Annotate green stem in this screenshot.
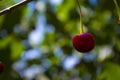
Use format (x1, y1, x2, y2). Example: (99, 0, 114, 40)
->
(113, 0, 120, 20)
(76, 0, 84, 34)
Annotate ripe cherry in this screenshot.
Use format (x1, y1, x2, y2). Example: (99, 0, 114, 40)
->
(72, 32, 95, 53)
(0, 61, 3, 74)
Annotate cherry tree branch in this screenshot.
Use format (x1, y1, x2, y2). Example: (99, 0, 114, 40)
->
(0, 0, 32, 16)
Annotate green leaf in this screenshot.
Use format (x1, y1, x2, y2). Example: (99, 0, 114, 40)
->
(0, 0, 15, 10)
(0, 35, 13, 49)
(57, 0, 76, 22)
(10, 40, 24, 60)
(98, 62, 120, 80)
(0, 0, 23, 11)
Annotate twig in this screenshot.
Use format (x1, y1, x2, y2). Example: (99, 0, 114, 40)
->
(0, 0, 32, 16)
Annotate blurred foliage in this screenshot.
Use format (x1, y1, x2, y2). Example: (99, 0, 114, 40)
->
(0, 0, 19, 10)
(0, 0, 120, 80)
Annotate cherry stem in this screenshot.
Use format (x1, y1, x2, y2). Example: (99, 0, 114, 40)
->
(76, 0, 84, 34)
(113, 0, 120, 20)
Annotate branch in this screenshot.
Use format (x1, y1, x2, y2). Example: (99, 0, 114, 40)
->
(0, 0, 33, 16)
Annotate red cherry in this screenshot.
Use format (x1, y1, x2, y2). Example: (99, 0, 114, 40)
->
(0, 61, 3, 74)
(72, 32, 95, 53)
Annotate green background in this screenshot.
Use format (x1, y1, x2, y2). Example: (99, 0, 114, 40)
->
(0, 0, 120, 80)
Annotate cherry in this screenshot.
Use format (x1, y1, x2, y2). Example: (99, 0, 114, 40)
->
(0, 61, 3, 74)
(72, 32, 95, 53)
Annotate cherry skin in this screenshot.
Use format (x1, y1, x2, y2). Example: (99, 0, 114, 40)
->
(72, 32, 95, 53)
(0, 61, 3, 74)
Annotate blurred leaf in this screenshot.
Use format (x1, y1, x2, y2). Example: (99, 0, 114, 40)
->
(0, 35, 13, 49)
(0, 6, 23, 32)
(57, 0, 76, 22)
(10, 40, 24, 60)
(0, 0, 9, 6)
(0, 0, 16, 10)
(98, 62, 120, 80)
(0, 0, 24, 10)
(0, 15, 5, 27)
